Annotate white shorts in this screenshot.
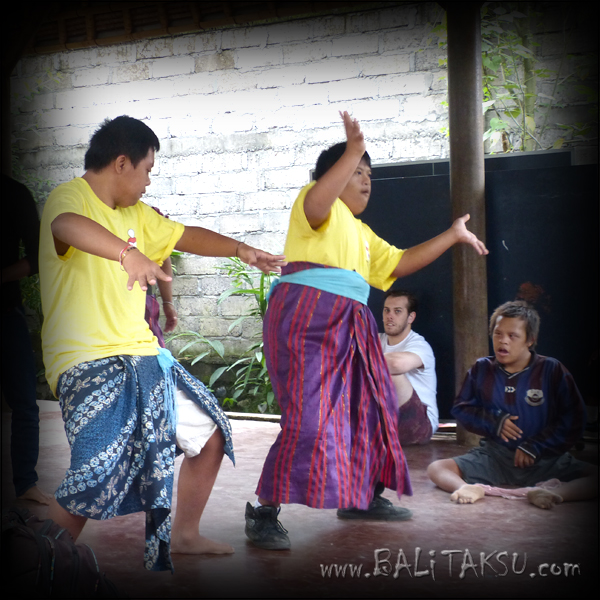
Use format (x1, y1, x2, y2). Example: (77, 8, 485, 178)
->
(175, 386, 218, 458)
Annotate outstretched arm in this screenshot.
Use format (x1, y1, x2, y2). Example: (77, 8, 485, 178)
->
(51, 212, 171, 291)
(52, 213, 286, 292)
(303, 111, 365, 228)
(393, 214, 488, 279)
(175, 227, 286, 275)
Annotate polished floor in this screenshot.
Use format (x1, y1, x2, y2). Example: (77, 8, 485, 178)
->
(2, 401, 598, 599)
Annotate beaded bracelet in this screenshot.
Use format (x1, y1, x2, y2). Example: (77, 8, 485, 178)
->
(119, 244, 138, 270)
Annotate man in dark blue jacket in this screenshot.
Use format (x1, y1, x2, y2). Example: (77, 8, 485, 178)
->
(427, 301, 597, 509)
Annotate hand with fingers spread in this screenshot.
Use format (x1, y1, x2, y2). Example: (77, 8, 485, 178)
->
(236, 243, 287, 275)
(340, 110, 365, 157)
(303, 111, 370, 229)
(392, 211, 489, 279)
(121, 247, 173, 291)
(451, 214, 489, 256)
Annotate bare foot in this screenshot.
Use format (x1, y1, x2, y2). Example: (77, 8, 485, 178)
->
(171, 533, 234, 555)
(527, 489, 563, 509)
(17, 486, 53, 505)
(450, 484, 485, 504)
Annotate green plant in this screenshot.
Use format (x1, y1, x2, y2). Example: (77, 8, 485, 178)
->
(167, 257, 279, 414)
(480, 4, 546, 151)
(167, 331, 225, 366)
(425, 2, 597, 152)
(216, 343, 276, 414)
(210, 257, 279, 414)
(169, 249, 183, 274)
(217, 257, 273, 320)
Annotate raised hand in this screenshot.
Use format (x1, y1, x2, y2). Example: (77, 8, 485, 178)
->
(451, 214, 489, 256)
(340, 110, 365, 157)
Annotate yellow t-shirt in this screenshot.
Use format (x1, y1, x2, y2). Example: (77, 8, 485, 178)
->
(283, 181, 404, 290)
(39, 177, 185, 394)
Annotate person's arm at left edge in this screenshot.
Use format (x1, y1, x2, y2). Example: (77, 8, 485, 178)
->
(175, 226, 286, 274)
(2, 258, 33, 283)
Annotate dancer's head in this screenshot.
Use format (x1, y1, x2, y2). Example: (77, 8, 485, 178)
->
(84, 115, 160, 172)
(313, 142, 372, 216)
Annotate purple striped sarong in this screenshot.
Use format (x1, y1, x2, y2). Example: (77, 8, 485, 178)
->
(257, 262, 412, 510)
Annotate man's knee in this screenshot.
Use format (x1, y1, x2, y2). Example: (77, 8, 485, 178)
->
(49, 498, 87, 540)
(393, 374, 414, 406)
(398, 390, 432, 444)
(427, 458, 462, 480)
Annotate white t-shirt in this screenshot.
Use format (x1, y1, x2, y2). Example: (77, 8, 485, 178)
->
(379, 330, 439, 432)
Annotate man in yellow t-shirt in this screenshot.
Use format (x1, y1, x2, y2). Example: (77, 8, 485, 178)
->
(40, 115, 285, 571)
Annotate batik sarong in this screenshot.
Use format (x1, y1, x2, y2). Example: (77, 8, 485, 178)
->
(56, 354, 233, 571)
(257, 262, 412, 510)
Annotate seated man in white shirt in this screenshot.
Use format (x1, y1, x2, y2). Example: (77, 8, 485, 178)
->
(380, 289, 439, 444)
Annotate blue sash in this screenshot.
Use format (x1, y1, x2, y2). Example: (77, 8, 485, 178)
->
(268, 267, 370, 305)
(156, 347, 177, 435)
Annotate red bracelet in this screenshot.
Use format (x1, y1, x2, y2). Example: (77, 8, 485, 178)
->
(119, 244, 129, 267)
(119, 244, 137, 270)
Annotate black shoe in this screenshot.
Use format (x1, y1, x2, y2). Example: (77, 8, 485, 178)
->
(337, 484, 413, 521)
(245, 502, 291, 550)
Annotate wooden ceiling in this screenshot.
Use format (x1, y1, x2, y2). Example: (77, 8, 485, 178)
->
(24, 1, 406, 54)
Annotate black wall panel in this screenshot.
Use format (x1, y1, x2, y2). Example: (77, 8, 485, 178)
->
(361, 152, 598, 418)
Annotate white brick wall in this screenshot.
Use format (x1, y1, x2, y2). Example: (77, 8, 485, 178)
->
(10, 2, 596, 365)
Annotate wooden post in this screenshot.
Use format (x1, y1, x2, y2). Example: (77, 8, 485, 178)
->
(446, 3, 488, 446)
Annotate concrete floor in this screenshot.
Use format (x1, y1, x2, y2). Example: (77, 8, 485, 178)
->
(2, 401, 598, 599)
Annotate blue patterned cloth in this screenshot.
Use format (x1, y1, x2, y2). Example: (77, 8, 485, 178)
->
(56, 354, 234, 571)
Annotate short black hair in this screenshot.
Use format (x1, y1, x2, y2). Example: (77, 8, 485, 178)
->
(383, 289, 418, 314)
(489, 300, 540, 349)
(84, 115, 160, 171)
(313, 142, 371, 180)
